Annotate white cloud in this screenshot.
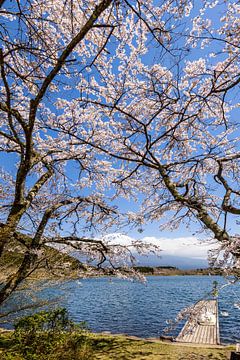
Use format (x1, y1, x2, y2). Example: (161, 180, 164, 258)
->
(143, 236, 217, 260)
(103, 233, 218, 260)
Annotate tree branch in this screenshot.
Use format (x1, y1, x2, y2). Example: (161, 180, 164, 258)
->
(29, 0, 114, 128)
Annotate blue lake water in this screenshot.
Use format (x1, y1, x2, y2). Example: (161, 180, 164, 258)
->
(3, 275, 240, 343)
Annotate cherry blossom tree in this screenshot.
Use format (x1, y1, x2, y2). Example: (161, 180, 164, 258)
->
(0, 0, 239, 307)
(0, 0, 168, 305)
(69, 1, 240, 270)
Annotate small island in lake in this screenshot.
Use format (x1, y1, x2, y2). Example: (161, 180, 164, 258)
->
(131, 266, 224, 276)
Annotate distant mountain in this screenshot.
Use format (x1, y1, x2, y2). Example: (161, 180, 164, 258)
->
(134, 254, 209, 270)
(71, 251, 209, 270)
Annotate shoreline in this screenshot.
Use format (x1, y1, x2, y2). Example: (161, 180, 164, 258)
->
(0, 327, 234, 347)
(0, 267, 224, 285)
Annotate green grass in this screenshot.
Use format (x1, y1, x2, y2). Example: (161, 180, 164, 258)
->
(0, 331, 234, 360)
(86, 334, 233, 360)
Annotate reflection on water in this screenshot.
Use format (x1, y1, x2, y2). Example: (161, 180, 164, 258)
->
(2, 275, 240, 343)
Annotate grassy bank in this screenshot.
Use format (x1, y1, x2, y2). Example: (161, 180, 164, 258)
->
(0, 238, 85, 283)
(0, 330, 234, 360)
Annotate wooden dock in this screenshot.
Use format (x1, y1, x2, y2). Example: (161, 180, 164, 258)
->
(176, 300, 220, 345)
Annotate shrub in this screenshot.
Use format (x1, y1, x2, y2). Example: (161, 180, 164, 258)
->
(1, 308, 93, 360)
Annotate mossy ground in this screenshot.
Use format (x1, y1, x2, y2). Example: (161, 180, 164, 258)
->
(0, 331, 234, 360)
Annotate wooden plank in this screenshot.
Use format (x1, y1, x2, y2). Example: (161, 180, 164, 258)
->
(205, 325, 211, 344)
(211, 325, 215, 344)
(176, 299, 219, 345)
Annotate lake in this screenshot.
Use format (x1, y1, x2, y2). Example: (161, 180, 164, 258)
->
(3, 275, 240, 343)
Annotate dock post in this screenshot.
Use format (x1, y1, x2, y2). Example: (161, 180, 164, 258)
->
(230, 352, 240, 360)
(230, 345, 240, 360)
